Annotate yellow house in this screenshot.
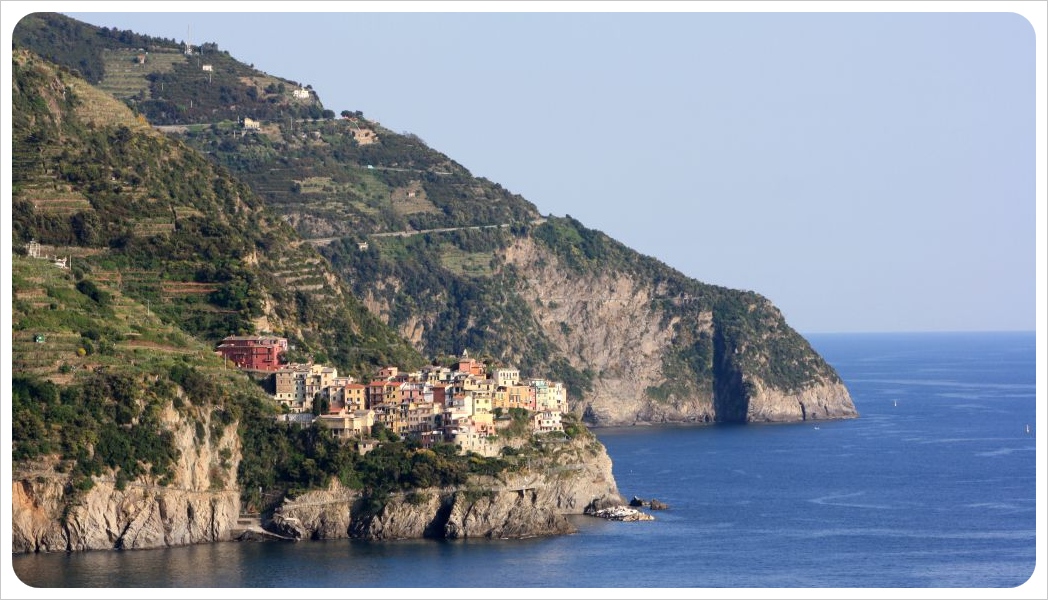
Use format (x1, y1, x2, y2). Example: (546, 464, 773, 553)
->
(471, 392, 493, 415)
(493, 383, 534, 412)
(317, 409, 375, 441)
(335, 383, 367, 412)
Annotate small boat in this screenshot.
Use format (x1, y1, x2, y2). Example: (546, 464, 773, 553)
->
(893, 399, 898, 407)
(1026, 424, 1031, 435)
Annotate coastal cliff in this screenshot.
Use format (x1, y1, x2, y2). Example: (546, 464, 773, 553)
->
(497, 235, 858, 426)
(344, 233, 859, 428)
(269, 434, 624, 541)
(744, 380, 856, 423)
(11, 16, 858, 557)
(11, 402, 241, 553)
(13, 420, 625, 551)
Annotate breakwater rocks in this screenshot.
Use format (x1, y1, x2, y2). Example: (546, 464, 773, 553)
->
(586, 505, 655, 522)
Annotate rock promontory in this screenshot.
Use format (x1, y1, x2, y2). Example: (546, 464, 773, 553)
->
(270, 435, 625, 541)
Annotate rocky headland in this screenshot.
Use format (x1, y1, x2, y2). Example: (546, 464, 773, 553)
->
(12, 427, 625, 552)
(268, 436, 625, 542)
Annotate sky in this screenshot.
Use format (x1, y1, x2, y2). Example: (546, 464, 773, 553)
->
(4, 2, 1045, 336)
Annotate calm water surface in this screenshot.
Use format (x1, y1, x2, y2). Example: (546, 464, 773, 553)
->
(8, 332, 1041, 592)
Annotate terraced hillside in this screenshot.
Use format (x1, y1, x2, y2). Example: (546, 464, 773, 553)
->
(13, 14, 858, 428)
(13, 13, 327, 125)
(11, 48, 422, 379)
(9, 38, 637, 551)
(12, 255, 210, 383)
(97, 47, 186, 100)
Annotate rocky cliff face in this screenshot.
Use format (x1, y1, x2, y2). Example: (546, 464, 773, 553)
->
(11, 402, 241, 553)
(744, 379, 857, 422)
(501, 237, 689, 425)
(268, 434, 624, 541)
(346, 486, 579, 541)
(499, 237, 858, 426)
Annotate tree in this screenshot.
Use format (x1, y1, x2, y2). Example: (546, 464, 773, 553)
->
(340, 110, 352, 119)
(312, 392, 329, 416)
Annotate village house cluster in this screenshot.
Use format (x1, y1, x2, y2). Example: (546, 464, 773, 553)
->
(216, 336, 567, 456)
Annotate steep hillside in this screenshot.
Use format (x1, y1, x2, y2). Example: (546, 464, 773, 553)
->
(12, 13, 858, 427)
(13, 12, 329, 124)
(11, 47, 421, 378)
(11, 251, 260, 552)
(321, 217, 856, 425)
(10, 50, 630, 551)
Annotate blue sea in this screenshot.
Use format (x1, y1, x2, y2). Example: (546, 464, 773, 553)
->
(7, 332, 1043, 596)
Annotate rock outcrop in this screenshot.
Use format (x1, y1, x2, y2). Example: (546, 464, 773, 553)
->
(269, 434, 625, 541)
(268, 482, 357, 540)
(586, 505, 655, 522)
(351, 487, 577, 540)
(11, 402, 241, 553)
(745, 379, 857, 422)
(500, 236, 859, 426)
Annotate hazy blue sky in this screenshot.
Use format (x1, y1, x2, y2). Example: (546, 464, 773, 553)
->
(11, 3, 1046, 334)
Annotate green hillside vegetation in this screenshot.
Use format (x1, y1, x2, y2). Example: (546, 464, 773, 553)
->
(12, 48, 420, 378)
(15, 11, 837, 404)
(186, 115, 541, 238)
(11, 256, 523, 512)
(12, 253, 273, 499)
(14, 11, 843, 424)
(13, 12, 328, 125)
(10, 50, 556, 514)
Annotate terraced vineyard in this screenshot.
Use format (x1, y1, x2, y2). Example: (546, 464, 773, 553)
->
(16, 183, 93, 216)
(71, 74, 151, 129)
(11, 255, 220, 385)
(98, 47, 186, 100)
(271, 255, 331, 294)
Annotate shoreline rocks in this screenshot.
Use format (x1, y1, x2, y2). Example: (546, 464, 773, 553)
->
(586, 505, 655, 522)
(628, 496, 670, 510)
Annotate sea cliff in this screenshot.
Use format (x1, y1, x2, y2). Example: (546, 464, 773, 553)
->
(12, 403, 241, 553)
(269, 435, 624, 541)
(12, 426, 625, 552)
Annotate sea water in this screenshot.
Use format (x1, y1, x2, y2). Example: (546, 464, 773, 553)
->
(7, 332, 1039, 591)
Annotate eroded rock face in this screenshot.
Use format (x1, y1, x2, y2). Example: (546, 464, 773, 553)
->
(272, 435, 625, 542)
(11, 401, 241, 554)
(501, 238, 683, 426)
(500, 237, 859, 426)
(443, 489, 576, 539)
(269, 482, 357, 541)
(746, 379, 858, 423)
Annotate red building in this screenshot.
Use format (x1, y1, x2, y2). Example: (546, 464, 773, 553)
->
(457, 350, 485, 377)
(215, 336, 288, 371)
